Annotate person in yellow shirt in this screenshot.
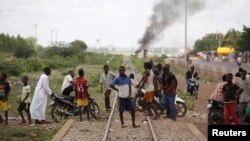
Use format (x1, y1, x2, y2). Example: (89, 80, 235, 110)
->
(0, 73, 11, 125)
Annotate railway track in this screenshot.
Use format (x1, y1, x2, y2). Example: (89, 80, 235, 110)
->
(102, 56, 158, 141)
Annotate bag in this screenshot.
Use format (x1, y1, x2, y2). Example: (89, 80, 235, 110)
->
(0, 93, 5, 100)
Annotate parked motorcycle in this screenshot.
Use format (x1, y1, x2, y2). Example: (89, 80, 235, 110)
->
(133, 87, 187, 117)
(207, 99, 239, 125)
(50, 93, 100, 122)
(187, 78, 199, 100)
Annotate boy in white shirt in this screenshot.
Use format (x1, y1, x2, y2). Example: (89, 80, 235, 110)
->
(18, 76, 32, 124)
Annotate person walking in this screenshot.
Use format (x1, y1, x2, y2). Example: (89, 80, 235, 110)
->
(0, 73, 11, 125)
(30, 67, 54, 124)
(18, 76, 32, 125)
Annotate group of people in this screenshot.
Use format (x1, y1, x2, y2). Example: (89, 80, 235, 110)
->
(0, 72, 34, 125)
(0, 66, 92, 126)
(210, 67, 250, 125)
(99, 60, 179, 128)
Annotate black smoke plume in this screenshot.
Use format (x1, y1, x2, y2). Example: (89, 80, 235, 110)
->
(135, 0, 205, 54)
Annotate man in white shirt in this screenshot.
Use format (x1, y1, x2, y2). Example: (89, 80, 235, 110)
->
(30, 67, 54, 124)
(61, 70, 74, 94)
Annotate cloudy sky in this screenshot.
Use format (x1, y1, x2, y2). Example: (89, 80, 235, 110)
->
(0, 0, 249, 49)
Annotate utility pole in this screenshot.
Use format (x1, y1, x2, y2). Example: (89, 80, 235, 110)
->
(33, 24, 38, 39)
(55, 31, 58, 43)
(185, 0, 187, 50)
(50, 30, 54, 46)
(33, 24, 38, 51)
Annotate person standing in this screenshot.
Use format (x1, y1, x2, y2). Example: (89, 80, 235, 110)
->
(236, 55, 242, 67)
(0, 73, 11, 125)
(129, 73, 138, 99)
(100, 64, 115, 111)
(18, 76, 32, 125)
(210, 74, 227, 102)
(110, 66, 139, 128)
(137, 62, 160, 119)
(161, 65, 178, 121)
(30, 67, 54, 124)
(73, 69, 89, 121)
(222, 73, 243, 125)
(61, 70, 74, 95)
(238, 70, 250, 124)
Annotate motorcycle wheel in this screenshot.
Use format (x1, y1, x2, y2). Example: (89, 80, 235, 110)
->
(89, 101, 100, 119)
(132, 94, 145, 112)
(51, 102, 67, 122)
(208, 109, 224, 125)
(176, 101, 187, 117)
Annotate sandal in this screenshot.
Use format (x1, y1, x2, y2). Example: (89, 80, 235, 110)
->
(132, 123, 140, 128)
(152, 115, 160, 120)
(121, 124, 128, 128)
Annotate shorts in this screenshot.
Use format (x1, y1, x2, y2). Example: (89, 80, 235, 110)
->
(118, 97, 134, 112)
(0, 100, 9, 112)
(18, 102, 30, 113)
(77, 98, 88, 107)
(144, 92, 154, 103)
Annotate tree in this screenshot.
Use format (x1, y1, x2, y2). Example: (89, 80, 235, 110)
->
(238, 25, 250, 52)
(70, 40, 87, 51)
(221, 28, 242, 49)
(14, 46, 35, 58)
(193, 33, 221, 52)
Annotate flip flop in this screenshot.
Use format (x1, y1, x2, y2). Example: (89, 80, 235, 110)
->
(121, 124, 128, 128)
(133, 123, 140, 128)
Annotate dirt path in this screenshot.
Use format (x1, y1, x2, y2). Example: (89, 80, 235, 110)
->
(174, 73, 216, 138)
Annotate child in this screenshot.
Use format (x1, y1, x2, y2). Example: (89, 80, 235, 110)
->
(0, 73, 11, 125)
(18, 76, 32, 124)
(73, 69, 89, 121)
(110, 66, 139, 128)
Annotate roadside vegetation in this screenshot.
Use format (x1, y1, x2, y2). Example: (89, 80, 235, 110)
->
(0, 33, 123, 141)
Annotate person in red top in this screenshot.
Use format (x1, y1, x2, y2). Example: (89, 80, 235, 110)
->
(160, 64, 178, 121)
(73, 68, 89, 121)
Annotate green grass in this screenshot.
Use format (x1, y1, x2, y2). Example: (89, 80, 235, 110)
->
(176, 89, 195, 110)
(0, 122, 64, 141)
(1, 54, 123, 141)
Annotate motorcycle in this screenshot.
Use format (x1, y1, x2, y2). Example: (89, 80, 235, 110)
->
(50, 93, 100, 122)
(187, 78, 199, 100)
(133, 87, 187, 118)
(207, 99, 239, 125)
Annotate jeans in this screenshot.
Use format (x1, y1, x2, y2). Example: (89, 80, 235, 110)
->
(161, 94, 176, 120)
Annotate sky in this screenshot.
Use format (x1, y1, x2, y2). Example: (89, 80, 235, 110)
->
(0, 0, 249, 50)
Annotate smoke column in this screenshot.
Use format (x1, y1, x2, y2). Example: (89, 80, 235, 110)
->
(135, 0, 205, 54)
